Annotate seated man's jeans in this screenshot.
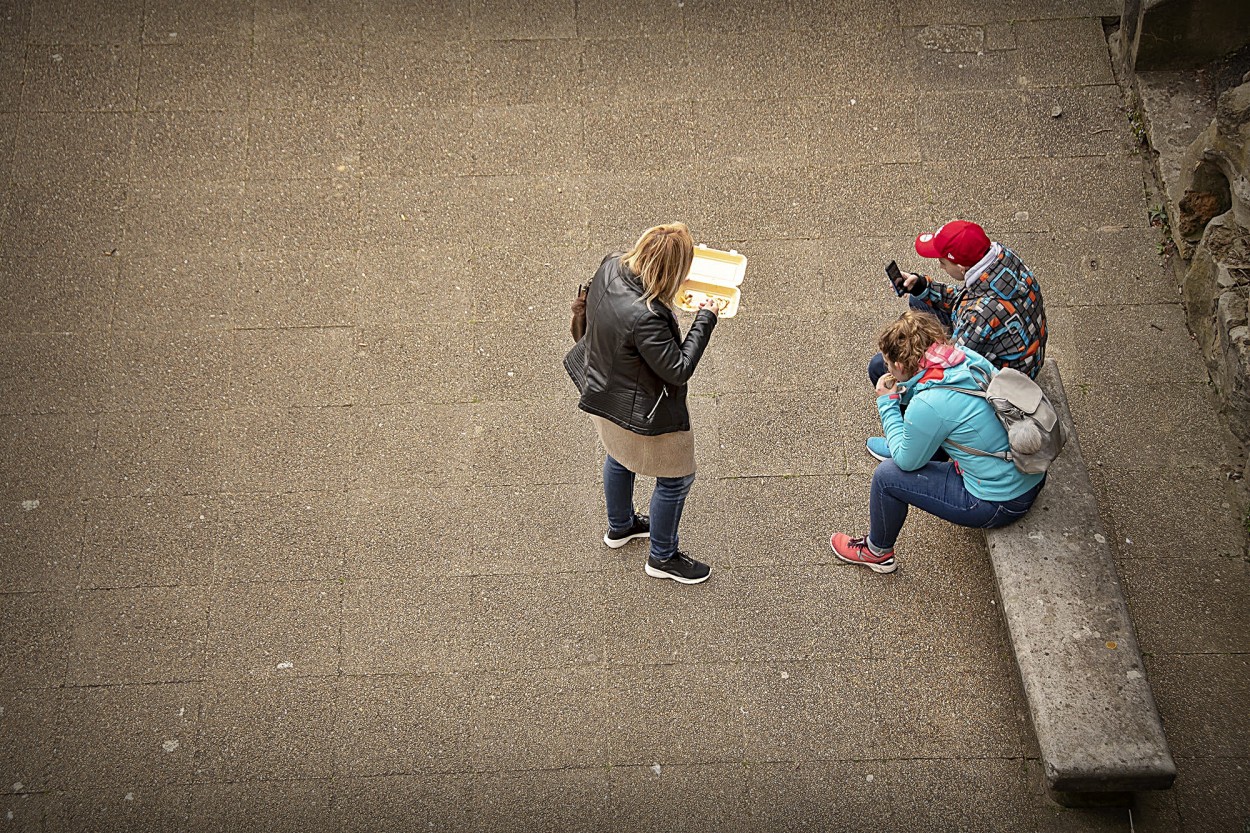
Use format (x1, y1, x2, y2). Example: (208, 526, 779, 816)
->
(604, 455, 695, 562)
(868, 460, 1044, 551)
(868, 295, 954, 386)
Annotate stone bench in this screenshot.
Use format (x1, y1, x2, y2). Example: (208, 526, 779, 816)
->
(983, 359, 1177, 807)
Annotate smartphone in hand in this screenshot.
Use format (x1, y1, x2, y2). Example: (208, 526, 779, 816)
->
(885, 261, 907, 297)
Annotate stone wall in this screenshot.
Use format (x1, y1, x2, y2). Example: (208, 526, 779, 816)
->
(1175, 79, 1250, 462)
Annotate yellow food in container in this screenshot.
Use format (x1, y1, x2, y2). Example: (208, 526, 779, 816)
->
(675, 245, 748, 318)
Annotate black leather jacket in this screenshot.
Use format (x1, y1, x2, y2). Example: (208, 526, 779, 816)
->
(578, 254, 717, 436)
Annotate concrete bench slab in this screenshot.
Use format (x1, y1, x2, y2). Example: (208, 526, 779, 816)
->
(984, 359, 1177, 806)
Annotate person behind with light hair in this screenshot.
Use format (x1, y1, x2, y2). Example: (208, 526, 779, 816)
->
(577, 222, 725, 585)
(830, 310, 1047, 574)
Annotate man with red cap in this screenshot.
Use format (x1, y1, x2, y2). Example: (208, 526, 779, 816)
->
(865, 219, 1047, 461)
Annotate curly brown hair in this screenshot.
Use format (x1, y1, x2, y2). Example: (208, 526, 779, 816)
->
(877, 309, 950, 379)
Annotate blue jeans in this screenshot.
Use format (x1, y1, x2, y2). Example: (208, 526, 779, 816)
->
(603, 455, 695, 562)
(868, 295, 953, 386)
(868, 460, 1044, 551)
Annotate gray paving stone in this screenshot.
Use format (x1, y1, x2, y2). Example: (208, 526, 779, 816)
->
(1068, 381, 1234, 471)
(0, 413, 97, 498)
(472, 104, 584, 177)
(1122, 557, 1250, 655)
(716, 390, 847, 477)
(473, 667, 607, 770)
(471, 767, 608, 833)
(602, 664, 745, 766)
(895, 652, 1031, 758)
(216, 492, 346, 583)
(248, 105, 361, 180)
(467, 399, 599, 487)
(13, 111, 133, 183)
(340, 576, 473, 674)
(254, 0, 363, 43)
(471, 38, 581, 106)
(1012, 227, 1179, 307)
(902, 32, 1021, 93)
(80, 495, 215, 589)
(1089, 464, 1246, 558)
(124, 180, 242, 257)
(1169, 756, 1250, 833)
(250, 41, 362, 110)
(1150, 653, 1250, 759)
(0, 688, 62, 792)
(219, 406, 353, 493)
(138, 42, 252, 112)
(354, 244, 471, 325)
(187, 779, 333, 833)
(21, 44, 139, 113)
(1064, 303, 1209, 385)
(709, 313, 844, 394)
(359, 103, 473, 177)
(574, 0, 681, 37)
(472, 573, 606, 671)
(472, 242, 595, 322)
(54, 682, 199, 786)
(924, 156, 1147, 235)
(336, 671, 476, 776)
(241, 178, 361, 252)
(352, 402, 472, 488)
(197, 678, 336, 781)
(360, 0, 470, 43)
(1, 180, 126, 258)
(683, 0, 795, 34)
(362, 40, 472, 107)
(0, 792, 53, 831)
(67, 586, 208, 686)
(585, 102, 697, 176)
(102, 329, 231, 411)
(806, 93, 923, 167)
(743, 760, 898, 832)
(350, 322, 475, 405)
(114, 253, 237, 330)
(141, 0, 253, 44)
(206, 580, 341, 680)
(229, 327, 354, 408)
(343, 486, 476, 579)
(235, 249, 357, 328)
(606, 763, 747, 833)
(471, 483, 605, 575)
(27, 0, 142, 44)
(0, 254, 117, 334)
(0, 496, 81, 593)
(0, 3, 30, 42)
(581, 37, 688, 104)
(0, 332, 111, 414)
(1014, 18, 1115, 88)
(470, 0, 575, 40)
(132, 111, 248, 182)
(336, 774, 473, 833)
(44, 785, 192, 833)
(90, 410, 222, 497)
(473, 316, 577, 401)
(739, 658, 903, 761)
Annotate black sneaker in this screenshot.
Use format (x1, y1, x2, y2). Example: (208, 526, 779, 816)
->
(604, 514, 650, 549)
(644, 551, 711, 585)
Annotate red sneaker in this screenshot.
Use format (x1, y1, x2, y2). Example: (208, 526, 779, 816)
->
(830, 533, 898, 574)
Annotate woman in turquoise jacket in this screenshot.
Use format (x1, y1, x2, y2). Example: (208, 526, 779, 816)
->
(831, 310, 1046, 574)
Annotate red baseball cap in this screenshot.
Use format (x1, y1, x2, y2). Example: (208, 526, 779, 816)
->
(914, 220, 991, 267)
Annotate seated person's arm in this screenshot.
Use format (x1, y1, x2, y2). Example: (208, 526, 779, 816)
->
(878, 396, 949, 471)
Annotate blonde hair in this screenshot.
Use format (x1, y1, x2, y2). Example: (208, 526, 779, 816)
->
(622, 222, 694, 310)
(877, 310, 950, 379)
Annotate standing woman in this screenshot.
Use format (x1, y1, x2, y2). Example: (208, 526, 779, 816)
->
(578, 222, 723, 585)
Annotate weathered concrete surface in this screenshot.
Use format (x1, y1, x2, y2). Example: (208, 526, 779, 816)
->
(0, 1, 1248, 831)
(985, 360, 1175, 802)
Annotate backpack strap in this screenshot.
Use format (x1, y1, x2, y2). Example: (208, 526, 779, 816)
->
(922, 364, 1010, 461)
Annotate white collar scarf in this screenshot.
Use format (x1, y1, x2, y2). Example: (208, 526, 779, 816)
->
(965, 242, 1002, 287)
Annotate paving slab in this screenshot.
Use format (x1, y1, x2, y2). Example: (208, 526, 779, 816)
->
(141, 0, 254, 45)
(0, 687, 62, 792)
(103, 329, 231, 411)
(13, 111, 134, 183)
(67, 586, 208, 685)
(336, 773, 473, 833)
(1, 180, 126, 258)
(187, 779, 333, 833)
(0, 496, 82, 593)
(216, 492, 345, 583)
(44, 786, 191, 833)
(21, 44, 140, 113)
(340, 576, 473, 674)
(81, 495, 215, 589)
(473, 666, 607, 770)
(206, 580, 341, 679)
(218, 406, 352, 493)
(605, 763, 748, 833)
(235, 249, 357, 328)
(114, 253, 236, 330)
(132, 110, 248, 183)
(0, 413, 97, 498)
(137, 42, 252, 112)
(90, 410, 222, 497)
(1147, 653, 1250, 759)
(54, 682, 199, 786)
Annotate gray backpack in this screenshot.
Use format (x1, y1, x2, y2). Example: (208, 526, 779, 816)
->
(941, 364, 1067, 474)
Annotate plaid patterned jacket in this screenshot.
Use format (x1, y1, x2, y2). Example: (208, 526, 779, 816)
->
(918, 246, 1047, 379)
